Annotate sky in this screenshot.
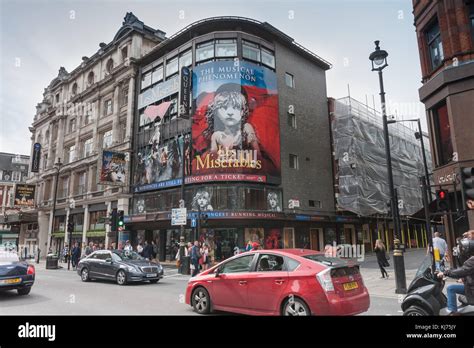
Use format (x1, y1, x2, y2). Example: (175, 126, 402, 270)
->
(0, 0, 426, 155)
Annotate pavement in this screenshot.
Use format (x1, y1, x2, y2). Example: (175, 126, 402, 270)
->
(0, 248, 438, 316)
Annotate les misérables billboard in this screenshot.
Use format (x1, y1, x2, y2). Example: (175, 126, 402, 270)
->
(191, 60, 280, 184)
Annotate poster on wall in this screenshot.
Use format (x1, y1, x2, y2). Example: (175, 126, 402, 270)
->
(99, 150, 127, 186)
(191, 60, 281, 184)
(14, 184, 36, 207)
(134, 134, 191, 190)
(264, 228, 283, 249)
(244, 228, 264, 248)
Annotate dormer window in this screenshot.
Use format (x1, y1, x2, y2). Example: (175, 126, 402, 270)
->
(106, 59, 114, 74)
(121, 47, 128, 61)
(87, 71, 95, 85)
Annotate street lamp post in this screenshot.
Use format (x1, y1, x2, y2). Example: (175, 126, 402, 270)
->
(369, 40, 406, 294)
(48, 158, 62, 254)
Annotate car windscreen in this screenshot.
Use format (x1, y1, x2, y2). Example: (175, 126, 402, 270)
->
(114, 251, 144, 261)
(0, 251, 20, 263)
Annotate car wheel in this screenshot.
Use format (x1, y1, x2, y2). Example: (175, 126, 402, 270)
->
(81, 268, 90, 282)
(149, 279, 159, 284)
(403, 305, 430, 316)
(192, 287, 211, 314)
(17, 287, 31, 296)
(282, 297, 311, 316)
(116, 270, 127, 285)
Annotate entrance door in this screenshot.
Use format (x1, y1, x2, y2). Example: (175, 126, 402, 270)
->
(310, 229, 321, 251)
(283, 228, 295, 249)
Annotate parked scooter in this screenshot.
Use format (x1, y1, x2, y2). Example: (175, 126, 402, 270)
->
(402, 238, 474, 316)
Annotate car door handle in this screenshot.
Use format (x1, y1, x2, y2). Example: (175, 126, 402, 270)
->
(274, 279, 285, 285)
(239, 280, 247, 285)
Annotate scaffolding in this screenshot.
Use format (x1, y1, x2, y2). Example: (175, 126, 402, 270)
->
(332, 97, 432, 217)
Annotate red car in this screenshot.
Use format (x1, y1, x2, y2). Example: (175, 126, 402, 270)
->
(185, 249, 369, 316)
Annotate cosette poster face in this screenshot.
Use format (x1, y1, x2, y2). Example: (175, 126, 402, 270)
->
(191, 60, 281, 183)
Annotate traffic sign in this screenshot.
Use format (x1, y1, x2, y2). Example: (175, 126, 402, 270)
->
(191, 218, 196, 228)
(171, 208, 187, 226)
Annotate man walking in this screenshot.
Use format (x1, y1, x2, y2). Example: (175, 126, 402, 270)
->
(432, 232, 448, 271)
(71, 242, 81, 270)
(190, 241, 201, 277)
(85, 242, 93, 257)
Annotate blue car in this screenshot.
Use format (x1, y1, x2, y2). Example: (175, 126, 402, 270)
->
(0, 250, 35, 295)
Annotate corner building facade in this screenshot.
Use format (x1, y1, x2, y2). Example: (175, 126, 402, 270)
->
(129, 17, 338, 262)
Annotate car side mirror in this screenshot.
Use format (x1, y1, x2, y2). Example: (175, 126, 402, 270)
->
(105, 258, 112, 263)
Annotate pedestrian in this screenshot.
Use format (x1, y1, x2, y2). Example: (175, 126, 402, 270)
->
(85, 242, 93, 257)
(143, 241, 153, 260)
(124, 240, 132, 252)
(137, 242, 144, 256)
(190, 241, 201, 277)
(71, 242, 81, 270)
(200, 243, 210, 271)
(374, 239, 390, 279)
(429, 232, 448, 271)
(98, 243, 104, 250)
(92, 244, 98, 252)
(152, 240, 158, 260)
(62, 244, 69, 263)
(251, 241, 260, 251)
(245, 240, 253, 252)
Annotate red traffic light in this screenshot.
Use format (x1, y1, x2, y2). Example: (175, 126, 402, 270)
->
(438, 190, 446, 200)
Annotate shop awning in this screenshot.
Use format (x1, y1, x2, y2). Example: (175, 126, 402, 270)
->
(86, 230, 106, 237)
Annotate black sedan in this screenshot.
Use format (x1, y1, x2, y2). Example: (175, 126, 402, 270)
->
(0, 250, 35, 295)
(77, 249, 164, 285)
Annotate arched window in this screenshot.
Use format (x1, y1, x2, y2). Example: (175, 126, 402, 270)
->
(45, 130, 50, 143)
(106, 59, 114, 74)
(71, 83, 78, 96)
(87, 71, 95, 85)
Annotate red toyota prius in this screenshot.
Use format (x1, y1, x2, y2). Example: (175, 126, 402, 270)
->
(185, 249, 369, 316)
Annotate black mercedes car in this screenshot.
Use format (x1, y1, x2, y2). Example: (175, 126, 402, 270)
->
(77, 249, 164, 285)
(0, 249, 35, 295)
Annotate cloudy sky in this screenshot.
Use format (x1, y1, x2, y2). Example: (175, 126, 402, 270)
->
(0, 0, 425, 155)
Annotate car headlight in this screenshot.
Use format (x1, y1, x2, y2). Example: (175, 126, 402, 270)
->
(127, 265, 139, 272)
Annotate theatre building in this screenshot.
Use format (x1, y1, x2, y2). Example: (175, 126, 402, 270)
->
(128, 17, 339, 262)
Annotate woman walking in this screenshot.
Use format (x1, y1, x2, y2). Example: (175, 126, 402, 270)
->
(374, 239, 390, 279)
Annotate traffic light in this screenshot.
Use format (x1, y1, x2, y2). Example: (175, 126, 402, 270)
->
(460, 167, 474, 210)
(117, 210, 124, 230)
(67, 220, 74, 233)
(436, 189, 450, 212)
(110, 209, 118, 232)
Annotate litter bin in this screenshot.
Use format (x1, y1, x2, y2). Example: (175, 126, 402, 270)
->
(179, 255, 190, 275)
(46, 255, 59, 269)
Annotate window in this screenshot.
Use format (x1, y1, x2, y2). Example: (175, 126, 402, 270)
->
(141, 71, 152, 89)
(215, 39, 237, 57)
(288, 113, 296, 128)
(470, 4, 474, 45)
(71, 83, 78, 96)
(77, 172, 86, 195)
(55, 93, 60, 103)
(84, 110, 92, 125)
(242, 40, 260, 62)
(432, 102, 453, 166)
(256, 254, 285, 272)
(121, 46, 128, 61)
(309, 200, 321, 208)
(121, 87, 129, 106)
(196, 41, 214, 62)
(244, 188, 266, 210)
(426, 20, 444, 70)
(285, 73, 294, 88)
(83, 138, 93, 157)
(106, 59, 114, 74)
(289, 154, 299, 169)
(89, 210, 106, 231)
(165, 57, 179, 77)
(43, 154, 48, 170)
(69, 119, 76, 133)
(220, 255, 254, 274)
(286, 258, 300, 272)
(169, 98, 178, 116)
(104, 99, 113, 116)
(151, 66, 163, 84)
(11, 171, 21, 182)
(261, 47, 275, 68)
(102, 130, 113, 149)
(87, 71, 95, 85)
(45, 130, 49, 142)
(59, 177, 69, 198)
(179, 50, 192, 68)
(67, 145, 76, 163)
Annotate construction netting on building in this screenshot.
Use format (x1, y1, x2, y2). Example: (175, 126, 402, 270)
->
(332, 97, 432, 217)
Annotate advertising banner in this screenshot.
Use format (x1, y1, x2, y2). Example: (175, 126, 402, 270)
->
(191, 61, 280, 183)
(99, 151, 127, 186)
(31, 143, 41, 173)
(14, 184, 35, 207)
(134, 134, 190, 190)
(179, 66, 191, 117)
(0, 186, 3, 207)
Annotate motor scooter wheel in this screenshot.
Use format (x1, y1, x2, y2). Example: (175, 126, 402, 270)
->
(403, 305, 430, 316)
